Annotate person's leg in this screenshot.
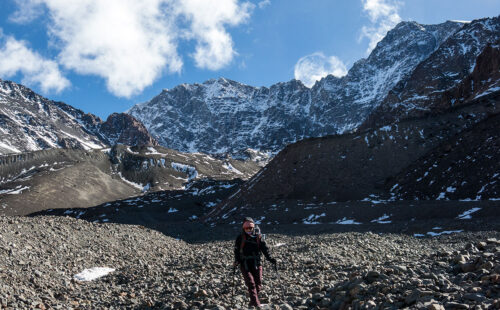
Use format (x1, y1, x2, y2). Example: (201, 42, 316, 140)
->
(240, 265, 259, 307)
(254, 266, 263, 294)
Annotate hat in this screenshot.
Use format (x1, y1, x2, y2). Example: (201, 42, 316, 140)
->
(243, 217, 254, 223)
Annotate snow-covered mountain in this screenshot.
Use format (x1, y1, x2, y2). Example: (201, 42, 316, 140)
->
(0, 79, 106, 154)
(0, 80, 157, 155)
(363, 16, 500, 129)
(128, 19, 496, 156)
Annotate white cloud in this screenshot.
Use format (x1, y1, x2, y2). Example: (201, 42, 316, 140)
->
(360, 0, 401, 54)
(0, 32, 70, 93)
(294, 52, 347, 88)
(8, 0, 253, 98)
(258, 0, 271, 9)
(38, 0, 182, 98)
(177, 0, 254, 70)
(8, 0, 44, 24)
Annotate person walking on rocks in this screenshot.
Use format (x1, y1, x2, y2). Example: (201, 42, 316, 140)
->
(234, 217, 277, 308)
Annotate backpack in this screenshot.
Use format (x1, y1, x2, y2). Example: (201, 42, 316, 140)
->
(239, 225, 265, 269)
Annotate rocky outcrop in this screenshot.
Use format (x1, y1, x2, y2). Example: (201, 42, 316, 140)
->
(0, 80, 158, 154)
(443, 41, 500, 106)
(99, 113, 158, 147)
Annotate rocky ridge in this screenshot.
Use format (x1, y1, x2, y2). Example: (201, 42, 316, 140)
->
(0, 215, 499, 309)
(100, 113, 159, 147)
(0, 79, 157, 155)
(206, 92, 499, 223)
(128, 18, 499, 156)
(362, 17, 500, 130)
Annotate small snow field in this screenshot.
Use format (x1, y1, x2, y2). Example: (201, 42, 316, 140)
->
(426, 230, 464, 237)
(335, 217, 361, 225)
(74, 267, 115, 282)
(457, 207, 481, 220)
(117, 172, 144, 190)
(171, 162, 198, 181)
(371, 214, 392, 224)
(302, 213, 325, 224)
(0, 186, 30, 195)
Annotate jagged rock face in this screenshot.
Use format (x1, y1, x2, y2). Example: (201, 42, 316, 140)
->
(0, 80, 157, 154)
(310, 21, 464, 131)
(99, 113, 158, 147)
(444, 42, 500, 105)
(129, 20, 468, 156)
(0, 79, 107, 154)
(362, 17, 500, 129)
(205, 87, 499, 219)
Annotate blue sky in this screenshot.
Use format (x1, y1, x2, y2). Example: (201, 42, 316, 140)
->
(0, 0, 499, 119)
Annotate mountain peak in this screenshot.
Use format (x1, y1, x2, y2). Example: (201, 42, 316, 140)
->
(100, 113, 158, 147)
(128, 16, 498, 156)
(0, 79, 158, 154)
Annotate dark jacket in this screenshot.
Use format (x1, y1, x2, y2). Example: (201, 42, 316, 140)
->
(234, 232, 273, 270)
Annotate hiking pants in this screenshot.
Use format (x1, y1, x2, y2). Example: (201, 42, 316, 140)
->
(240, 265, 263, 307)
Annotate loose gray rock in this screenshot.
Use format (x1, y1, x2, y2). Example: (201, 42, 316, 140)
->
(0, 215, 499, 309)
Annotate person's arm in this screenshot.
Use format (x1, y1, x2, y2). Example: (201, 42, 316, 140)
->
(259, 237, 276, 264)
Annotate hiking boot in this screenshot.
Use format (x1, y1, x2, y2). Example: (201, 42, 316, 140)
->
(248, 302, 261, 308)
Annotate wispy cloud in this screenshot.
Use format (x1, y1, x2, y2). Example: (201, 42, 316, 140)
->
(360, 0, 402, 54)
(0, 31, 69, 93)
(258, 0, 271, 9)
(294, 52, 347, 87)
(8, 0, 44, 24)
(7, 0, 254, 98)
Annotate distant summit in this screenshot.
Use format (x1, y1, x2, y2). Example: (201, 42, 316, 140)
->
(0, 80, 156, 155)
(127, 18, 500, 156)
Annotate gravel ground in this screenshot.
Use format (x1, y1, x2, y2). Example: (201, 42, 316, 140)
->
(0, 215, 499, 309)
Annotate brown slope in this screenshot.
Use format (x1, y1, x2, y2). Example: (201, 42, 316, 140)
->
(387, 109, 500, 200)
(205, 91, 499, 222)
(0, 145, 262, 215)
(0, 149, 138, 215)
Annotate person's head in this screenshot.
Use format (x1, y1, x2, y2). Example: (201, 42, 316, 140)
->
(242, 217, 255, 235)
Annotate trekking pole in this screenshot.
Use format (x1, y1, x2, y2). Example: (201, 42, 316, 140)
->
(273, 262, 285, 303)
(231, 264, 236, 309)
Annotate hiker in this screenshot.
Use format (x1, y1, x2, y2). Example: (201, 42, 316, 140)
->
(234, 217, 277, 308)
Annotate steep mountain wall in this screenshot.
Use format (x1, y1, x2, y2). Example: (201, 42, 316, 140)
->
(0, 80, 157, 155)
(205, 86, 499, 220)
(362, 17, 500, 129)
(129, 20, 472, 156)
